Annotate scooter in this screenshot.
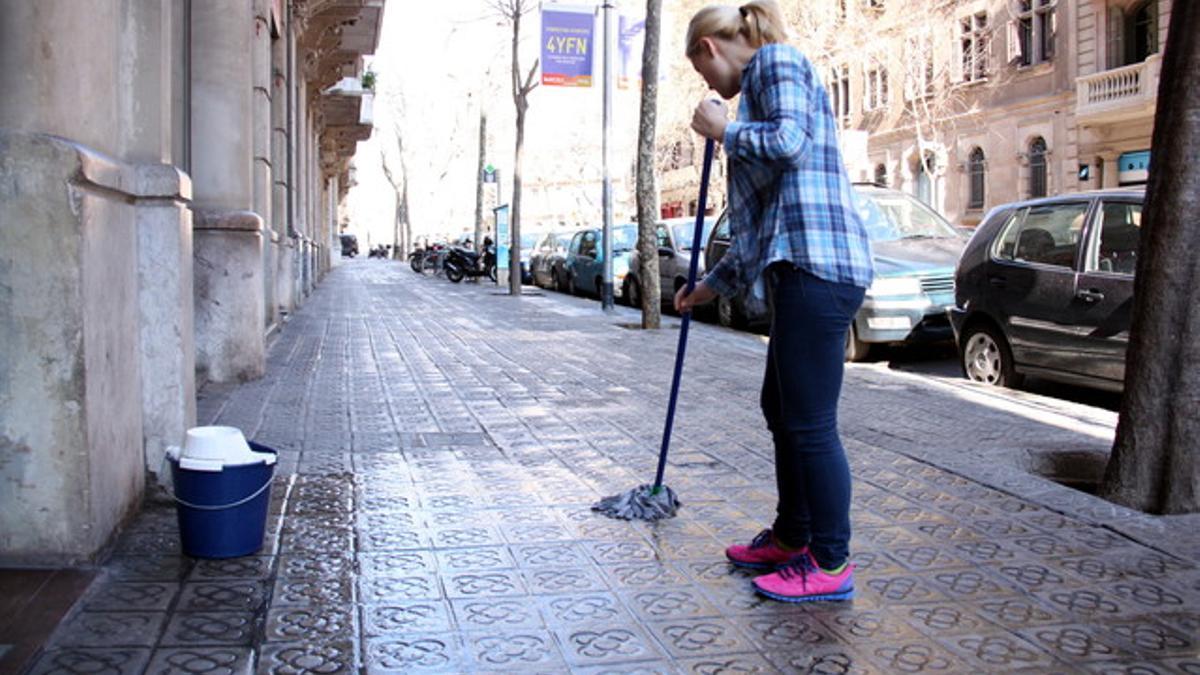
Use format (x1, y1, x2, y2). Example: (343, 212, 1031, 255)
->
(443, 242, 496, 283)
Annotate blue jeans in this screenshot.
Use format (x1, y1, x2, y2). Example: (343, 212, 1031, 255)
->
(761, 263, 865, 570)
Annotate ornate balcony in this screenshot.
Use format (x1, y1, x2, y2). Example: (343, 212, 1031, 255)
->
(1075, 54, 1161, 126)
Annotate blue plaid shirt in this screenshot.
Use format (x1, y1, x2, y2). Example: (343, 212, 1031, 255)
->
(704, 44, 874, 299)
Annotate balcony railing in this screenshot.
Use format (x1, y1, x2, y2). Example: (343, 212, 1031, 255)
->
(1076, 54, 1160, 124)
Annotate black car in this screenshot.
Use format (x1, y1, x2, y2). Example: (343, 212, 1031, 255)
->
(951, 188, 1144, 392)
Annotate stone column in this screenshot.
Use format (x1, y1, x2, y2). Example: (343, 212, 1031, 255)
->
(119, 0, 197, 490)
(191, 0, 266, 383)
(0, 136, 155, 564)
(253, 0, 277, 332)
(271, 21, 292, 319)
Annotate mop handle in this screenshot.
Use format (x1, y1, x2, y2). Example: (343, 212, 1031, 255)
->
(654, 137, 716, 491)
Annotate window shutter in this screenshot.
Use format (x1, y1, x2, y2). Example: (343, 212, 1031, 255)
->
(1007, 19, 1023, 63)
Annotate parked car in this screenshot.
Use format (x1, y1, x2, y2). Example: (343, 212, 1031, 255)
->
(951, 188, 1143, 392)
(564, 224, 637, 299)
(624, 216, 715, 309)
(704, 184, 967, 360)
(530, 230, 575, 292)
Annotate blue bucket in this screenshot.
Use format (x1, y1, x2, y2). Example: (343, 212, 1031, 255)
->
(169, 441, 276, 559)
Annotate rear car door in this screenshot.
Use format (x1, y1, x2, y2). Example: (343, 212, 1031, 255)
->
(1070, 199, 1141, 385)
(988, 200, 1094, 371)
(655, 224, 674, 293)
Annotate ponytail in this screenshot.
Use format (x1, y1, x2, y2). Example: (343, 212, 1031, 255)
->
(686, 1, 790, 57)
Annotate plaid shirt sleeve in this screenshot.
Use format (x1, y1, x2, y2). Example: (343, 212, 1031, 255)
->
(722, 50, 810, 169)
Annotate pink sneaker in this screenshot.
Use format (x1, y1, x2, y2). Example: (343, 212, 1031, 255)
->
(752, 555, 855, 603)
(725, 529, 809, 569)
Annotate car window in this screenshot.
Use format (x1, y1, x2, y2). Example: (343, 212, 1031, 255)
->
(1088, 201, 1142, 275)
(1005, 202, 1089, 268)
(852, 188, 960, 241)
(556, 234, 572, 252)
(993, 209, 1025, 260)
(570, 232, 584, 254)
(580, 231, 598, 258)
(713, 214, 730, 241)
(672, 220, 712, 251)
(612, 225, 638, 252)
(656, 225, 671, 249)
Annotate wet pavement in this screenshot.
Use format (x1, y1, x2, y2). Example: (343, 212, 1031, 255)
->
(27, 259, 1200, 674)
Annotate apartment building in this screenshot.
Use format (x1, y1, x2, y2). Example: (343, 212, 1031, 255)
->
(809, 0, 1169, 226)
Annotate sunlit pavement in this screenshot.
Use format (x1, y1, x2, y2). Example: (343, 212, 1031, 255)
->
(30, 259, 1200, 674)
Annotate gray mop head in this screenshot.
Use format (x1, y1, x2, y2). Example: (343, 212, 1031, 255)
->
(592, 484, 681, 521)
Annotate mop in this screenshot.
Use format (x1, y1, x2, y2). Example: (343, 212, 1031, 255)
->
(593, 138, 716, 521)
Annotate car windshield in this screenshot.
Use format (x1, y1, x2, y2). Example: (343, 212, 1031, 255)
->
(672, 220, 713, 251)
(853, 188, 960, 242)
(612, 225, 638, 252)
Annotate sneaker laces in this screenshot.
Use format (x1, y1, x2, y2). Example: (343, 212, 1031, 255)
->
(777, 553, 817, 582)
(749, 529, 774, 550)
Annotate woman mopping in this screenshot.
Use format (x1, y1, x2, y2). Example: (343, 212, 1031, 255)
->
(675, 1, 875, 603)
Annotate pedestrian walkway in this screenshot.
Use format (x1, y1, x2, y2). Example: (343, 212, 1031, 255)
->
(26, 260, 1200, 674)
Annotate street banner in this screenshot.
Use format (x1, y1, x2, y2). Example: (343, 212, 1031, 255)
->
(618, 15, 644, 89)
(541, 7, 595, 87)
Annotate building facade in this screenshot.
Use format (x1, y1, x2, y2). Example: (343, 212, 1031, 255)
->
(656, 0, 1168, 227)
(808, 0, 1169, 226)
(0, 0, 383, 564)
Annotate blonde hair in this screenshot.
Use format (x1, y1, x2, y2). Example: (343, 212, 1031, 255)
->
(686, 1, 790, 58)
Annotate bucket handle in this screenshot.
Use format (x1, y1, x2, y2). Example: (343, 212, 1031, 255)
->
(173, 477, 273, 511)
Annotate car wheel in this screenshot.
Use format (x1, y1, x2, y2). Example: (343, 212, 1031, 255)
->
(960, 322, 1024, 388)
(568, 274, 579, 296)
(844, 322, 872, 362)
(716, 295, 746, 329)
(595, 277, 605, 300)
(624, 277, 640, 308)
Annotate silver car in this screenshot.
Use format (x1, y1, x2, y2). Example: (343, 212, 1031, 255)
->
(623, 216, 714, 309)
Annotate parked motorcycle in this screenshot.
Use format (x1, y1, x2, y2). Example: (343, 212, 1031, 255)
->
(443, 242, 496, 283)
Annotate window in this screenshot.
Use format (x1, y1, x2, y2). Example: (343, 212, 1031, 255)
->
(874, 163, 888, 187)
(968, 148, 986, 209)
(1028, 137, 1048, 198)
(996, 203, 1089, 267)
(915, 154, 936, 206)
(1088, 202, 1142, 274)
(1107, 1, 1158, 69)
(579, 231, 598, 258)
(1012, 0, 1055, 67)
(828, 65, 851, 124)
(655, 225, 671, 249)
(865, 63, 889, 110)
(959, 12, 990, 81)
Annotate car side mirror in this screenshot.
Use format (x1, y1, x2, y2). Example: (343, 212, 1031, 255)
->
(658, 247, 675, 258)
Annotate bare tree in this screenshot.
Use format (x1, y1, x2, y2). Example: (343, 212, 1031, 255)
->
(474, 110, 488, 250)
(489, 0, 540, 295)
(1099, 1, 1200, 514)
(380, 124, 411, 260)
(636, 0, 664, 328)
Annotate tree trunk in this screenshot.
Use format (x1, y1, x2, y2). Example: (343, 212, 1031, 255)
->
(636, 0, 663, 329)
(475, 111, 487, 251)
(1099, 1, 1200, 514)
(510, 103, 525, 296)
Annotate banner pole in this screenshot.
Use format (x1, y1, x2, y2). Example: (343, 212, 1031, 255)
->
(601, 1, 615, 311)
